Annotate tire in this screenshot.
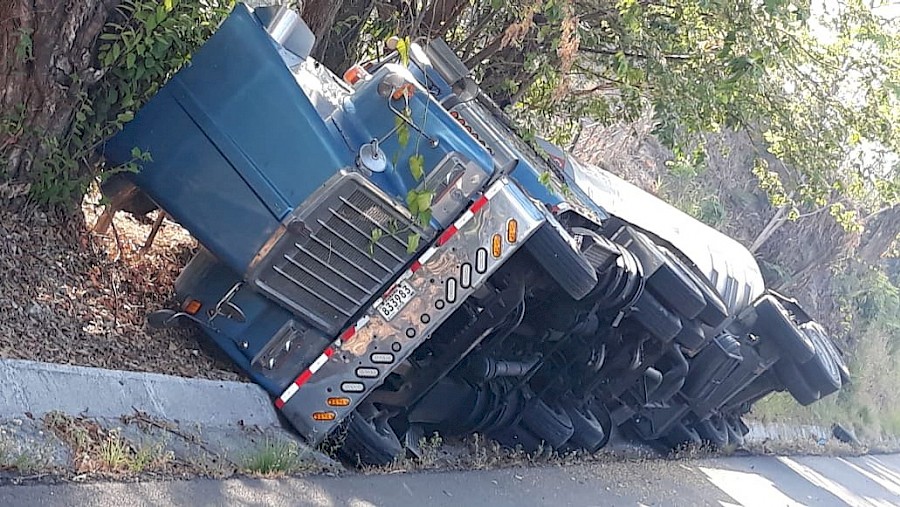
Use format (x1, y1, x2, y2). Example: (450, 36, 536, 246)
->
(662, 250, 728, 328)
(803, 321, 851, 385)
(520, 397, 575, 450)
(725, 417, 745, 448)
(562, 402, 608, 453)
(773, 359, 820, 406)
(489, 423, 544, 453)
(797, 323, 842, 397)
(646, 254, 707, 321)
(661, 421, 702, 449)
(339, 412, 404, 466)
(674, 318, 706, 350)
(753, 296, 815, 363)
(525, 221, 598, 300)
(631, 291, 683, 342)
(695, 417, 729, 449)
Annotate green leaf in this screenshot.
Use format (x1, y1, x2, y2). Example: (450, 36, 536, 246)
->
(416, 208, 432, 228)
(126, 52, 136, 69)
(395, 117, 409, 148)
(406, 233, 421, 254)
(406, 190, 420, 214)
(130, 147, 142, 159)
(409, 154, 424, 181)
(396, 37, 410, 66)
(538, 170, 553, 191)
(164, 0, 174, 12)
(369, 228, 383, 256)
(416, 191, 433, 213)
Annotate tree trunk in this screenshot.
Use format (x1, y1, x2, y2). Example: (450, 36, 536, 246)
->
(417, 0, 468, 39)
(302, 0, 344, 53)
(317, 0, 376, 73)
(1, 0, 118, 205)
(858, 205, 900, 264)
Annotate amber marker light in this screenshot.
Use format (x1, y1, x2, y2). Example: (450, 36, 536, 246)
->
(312, 411, 336, 421)
(491, 234, 503, 258)
(507, 219, 518, 243)
(343, 65, 369, 85)
(183, 299, 202, 315)
(326, 397, 351, 407)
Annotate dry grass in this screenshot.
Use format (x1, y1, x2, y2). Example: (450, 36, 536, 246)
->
(0, 188, 240, 380)
(43, 411, 172, 476)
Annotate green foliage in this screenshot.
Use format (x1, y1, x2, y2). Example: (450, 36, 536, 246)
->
(834, 262, 900, 333)
(409, 154, 425, 181)
(416, 0, 899, 228)
(396, 36, 411, 66)
(243, 439, 308, 475)
(15, 27, 34, 63)
(24, 0, 234, 205)
(537, 170, 552, 191)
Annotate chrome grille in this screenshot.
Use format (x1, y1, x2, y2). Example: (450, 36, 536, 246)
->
(255, 176, 417, 335)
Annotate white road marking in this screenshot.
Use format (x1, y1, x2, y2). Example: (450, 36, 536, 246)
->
(699, 466, 804, 507)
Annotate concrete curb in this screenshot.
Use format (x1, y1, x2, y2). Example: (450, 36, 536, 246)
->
(0, 359, 277, 427)
(0, 359, 340, 471)
(745, 421, 830, 444)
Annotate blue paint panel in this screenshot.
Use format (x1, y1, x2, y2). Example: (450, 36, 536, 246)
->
(104, 5, 352, 275)
(174, 252, 329, 394)
(407, 60, 454, 101)
(331, 65, 494, 201)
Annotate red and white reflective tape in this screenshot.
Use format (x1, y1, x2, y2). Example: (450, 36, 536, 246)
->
(275, 346, 335, 409)
(274, 314, 371, 409)
(275, 181, 504, 410)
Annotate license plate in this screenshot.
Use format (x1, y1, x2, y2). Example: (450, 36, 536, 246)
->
(377, 280, 417, 321)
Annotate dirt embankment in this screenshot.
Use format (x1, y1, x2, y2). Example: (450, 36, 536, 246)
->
(0, 196, 240, 381)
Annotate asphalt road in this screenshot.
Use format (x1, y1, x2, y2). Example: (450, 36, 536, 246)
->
(2, 453, 899, 506)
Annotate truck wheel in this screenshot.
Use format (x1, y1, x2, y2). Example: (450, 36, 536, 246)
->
(339, 412, 404, 466)
(562, 402, 608, 453)
(695, 417, 729, 449)
(803, 321, 850, 384)
(489, 423, 543, 453)
(772, 359, 820, 406)
(661, 421, 702, 449)
(662, 249, 728, 328)
(753, 296, 815, 363)
(674, 318, 706, 350)
(520, 398, 575, 450)
(646, 254, 707, 321)
(797, 323, 842, 397)
(525, 221, 598, 301)
(631, 291, 683, 342)
(725, 416, 745, 448)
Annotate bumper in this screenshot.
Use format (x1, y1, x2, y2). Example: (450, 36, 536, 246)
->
(276, 177, 545, 444)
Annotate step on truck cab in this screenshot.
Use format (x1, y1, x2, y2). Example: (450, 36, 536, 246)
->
(103, 4, 849, 465)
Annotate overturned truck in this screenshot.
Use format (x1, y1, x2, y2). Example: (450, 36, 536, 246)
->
(103, 4, 849, 465)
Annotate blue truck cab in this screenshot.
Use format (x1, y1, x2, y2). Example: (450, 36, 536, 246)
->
(104, 4, 848, 465)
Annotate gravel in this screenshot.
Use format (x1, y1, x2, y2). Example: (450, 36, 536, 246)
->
(0, 197, 241, 381)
